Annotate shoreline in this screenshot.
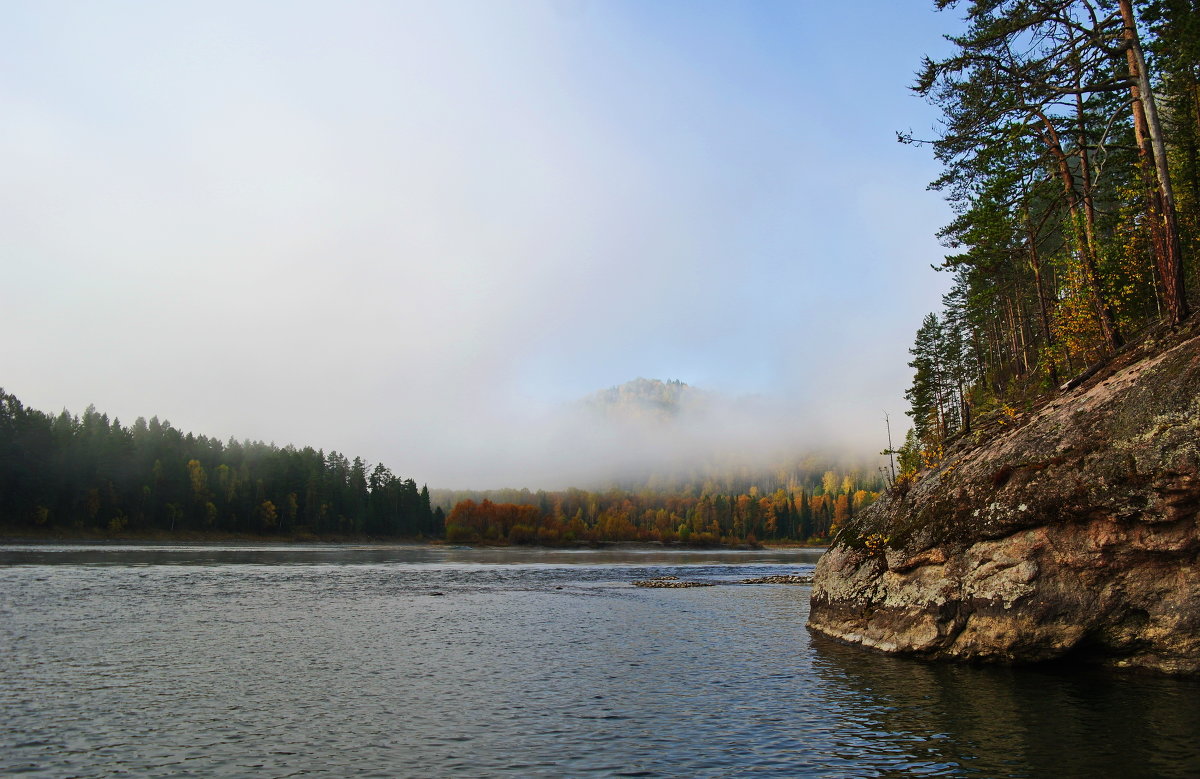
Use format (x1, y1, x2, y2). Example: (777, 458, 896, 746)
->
(0, 526, 827, 551)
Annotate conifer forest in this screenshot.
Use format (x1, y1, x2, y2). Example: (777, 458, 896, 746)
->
(899, 0, 1200, 471)
(0, 389, 879, 544)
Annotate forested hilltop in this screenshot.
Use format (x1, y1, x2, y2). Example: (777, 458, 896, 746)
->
(0, 390, 441, 538)
(899, 0, 1199, 473)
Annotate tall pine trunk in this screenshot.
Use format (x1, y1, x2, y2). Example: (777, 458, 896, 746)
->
(1023, 199, 1058, 383)
(1120, 0, 1190, 326)
(1037, 114, 1124, 350)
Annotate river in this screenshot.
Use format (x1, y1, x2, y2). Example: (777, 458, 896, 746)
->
(2, 544, 1198, 777)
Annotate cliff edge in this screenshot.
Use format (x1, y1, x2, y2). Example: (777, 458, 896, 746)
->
(808, 322, 1200, 674)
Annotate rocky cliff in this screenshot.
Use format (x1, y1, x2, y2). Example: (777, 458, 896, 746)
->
(808, 322, 1200, 674)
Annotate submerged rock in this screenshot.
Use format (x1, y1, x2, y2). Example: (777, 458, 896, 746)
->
(632, 578, 714, 588)
(740, 575, 813, 585)
(809, 323, 1200, 675)
(631, 574, 812, 587)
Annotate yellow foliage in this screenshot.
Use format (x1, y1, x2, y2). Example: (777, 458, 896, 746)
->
(863, 533, 889, 556)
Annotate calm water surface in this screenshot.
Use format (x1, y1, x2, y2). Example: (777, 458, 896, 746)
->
(2, 544, 1198, 777)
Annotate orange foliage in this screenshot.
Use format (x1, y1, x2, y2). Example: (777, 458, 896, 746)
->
(443, 475, 881, 545)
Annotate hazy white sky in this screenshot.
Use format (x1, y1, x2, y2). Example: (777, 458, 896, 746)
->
(2, 1, 962, 488)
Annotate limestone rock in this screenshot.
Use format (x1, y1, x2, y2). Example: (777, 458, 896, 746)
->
(808, 323, 1200, 674)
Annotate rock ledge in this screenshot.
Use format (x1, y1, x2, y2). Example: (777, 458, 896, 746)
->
(808, 323, 1200, 675)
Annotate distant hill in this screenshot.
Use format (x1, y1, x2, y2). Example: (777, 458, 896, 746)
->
(429, 376, 890, 508)
(572, 377, 889, 492)
(580, 377, 706, 423)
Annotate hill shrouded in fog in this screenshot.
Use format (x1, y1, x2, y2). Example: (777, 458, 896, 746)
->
(581, 378, 701, 423)
(422, 376, 883, 492)
(431, 377, 891, 537)
(428, 377, 886, 544)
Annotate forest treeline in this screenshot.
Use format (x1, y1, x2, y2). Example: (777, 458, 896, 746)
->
(435, 468, 882, 545)
(0, 390, 441, 537)
(900, 0, 1199, 472)
(1, 388, 881, 544)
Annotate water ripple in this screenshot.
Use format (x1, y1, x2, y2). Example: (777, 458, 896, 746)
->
(1, 545, 1198, 777)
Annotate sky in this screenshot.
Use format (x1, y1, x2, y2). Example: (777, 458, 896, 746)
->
(1, 1, 963, 489)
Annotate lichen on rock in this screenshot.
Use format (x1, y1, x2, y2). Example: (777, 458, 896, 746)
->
(808, 323, 1200, 675)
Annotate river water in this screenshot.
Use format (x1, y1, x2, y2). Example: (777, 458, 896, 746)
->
(2, 544, 1198, 777)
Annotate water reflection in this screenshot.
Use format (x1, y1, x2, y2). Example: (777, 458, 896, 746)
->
(810, 635, 1200, 777)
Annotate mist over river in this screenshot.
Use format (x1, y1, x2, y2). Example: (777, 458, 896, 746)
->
(2, 544, 1198, 777)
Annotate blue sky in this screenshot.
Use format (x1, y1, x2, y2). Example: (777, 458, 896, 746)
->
(1, 1, 964, 487)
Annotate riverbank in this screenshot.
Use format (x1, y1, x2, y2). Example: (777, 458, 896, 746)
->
(0, 525, 827, 550)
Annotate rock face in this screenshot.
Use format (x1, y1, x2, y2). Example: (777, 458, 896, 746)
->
(808, 323, 1200, 674)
